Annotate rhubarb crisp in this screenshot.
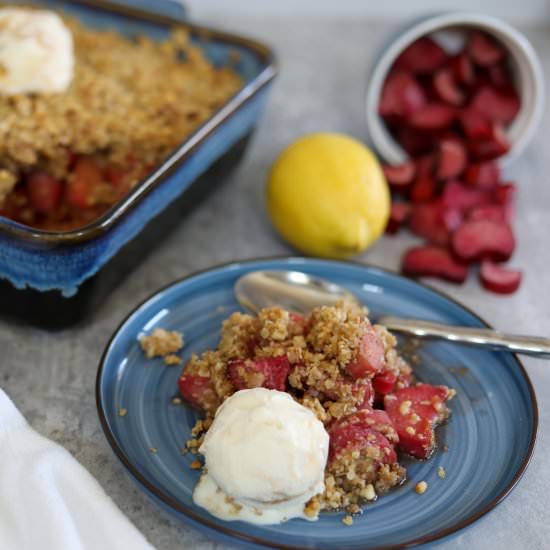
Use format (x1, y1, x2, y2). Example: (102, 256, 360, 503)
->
(178, 301, 455, 516)
(0, 12, 242, 230)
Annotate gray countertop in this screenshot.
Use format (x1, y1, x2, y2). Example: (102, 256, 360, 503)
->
(1, 15, 549, 550)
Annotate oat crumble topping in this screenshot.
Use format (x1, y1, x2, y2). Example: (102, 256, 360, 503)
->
(415, 481, 428, 494)
(139, 328, 183, 359)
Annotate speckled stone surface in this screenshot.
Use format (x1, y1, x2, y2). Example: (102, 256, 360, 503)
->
(1, 15, 549, 550)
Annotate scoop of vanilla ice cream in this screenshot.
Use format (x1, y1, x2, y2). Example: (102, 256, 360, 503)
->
(194, 388, 329, 524)
(0, 8, 74, 95)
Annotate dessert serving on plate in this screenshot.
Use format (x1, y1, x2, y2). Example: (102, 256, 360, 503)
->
(175, 301, 455, 524)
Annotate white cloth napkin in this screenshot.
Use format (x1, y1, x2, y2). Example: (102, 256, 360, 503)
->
(0, 389, 155, 550)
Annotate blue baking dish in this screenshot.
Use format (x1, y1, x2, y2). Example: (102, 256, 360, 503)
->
(0, 0, 276, 328)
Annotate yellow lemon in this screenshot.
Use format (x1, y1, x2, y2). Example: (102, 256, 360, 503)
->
(267, 133, 390, 259)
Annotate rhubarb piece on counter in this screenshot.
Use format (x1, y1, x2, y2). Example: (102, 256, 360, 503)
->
(480, 260, 522, 294)
(467, 204, 507, 224)
(452, 218, 515, 262)
(383, 162, 416, 191)
(409, 202, 451, 246)
(384, 384, 455, 459)
(402, 245, 469, 283)
(494, 181, 517, 223)
(441, 179, 492, 212)
(433, 67, 464, 106)
(451, 53, 475, 86)
(178, 372, 219, 413)
(394, 36, 448, 74)
(407, 102, 456, 131)
(346, 326, 385, 379)
(386, 201, 412, 235)
(379, 70, 427, 118)
(465, 161, 500, 190)
(441, 207, 463, 232)
(228, 356, 290, 391)
(466, 31, 505, 67)
(494, 181, 517, 206)
(26, 172, 63, 214)
(436, 138, 467, 180)
(469, 86, 520, 124)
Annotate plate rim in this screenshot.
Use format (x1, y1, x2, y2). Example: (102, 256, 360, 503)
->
(95, 256, 539, 550)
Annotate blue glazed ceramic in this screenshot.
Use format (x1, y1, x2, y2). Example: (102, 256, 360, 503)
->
(96, 258, 537, 550)
(0, 0, 275, 298)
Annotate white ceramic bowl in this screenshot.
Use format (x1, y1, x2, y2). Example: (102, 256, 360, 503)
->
(365, 12, 545, 166)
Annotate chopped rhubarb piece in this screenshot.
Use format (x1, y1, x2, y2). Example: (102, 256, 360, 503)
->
(467, 205, 507, 224)
(394, 37, 448, 74)
(334, 408, 399, 444)
(379, 70, 427, 118)
(410, 175, 437, 203)
(228, 356, 290, 391)
(382, 162, 416, 190)
(469, 86, 520, 124)
(409, 202, 451, 246)
(442, 207, 463, 232)
(373, 370, 398, 396)
(178, 373, 219, 413)
(66, 157, 103, 209)
(494, 182, 517, 223)
(433, 67, 464, 106)
(465, 161, 500, 190)
(384, 384, 454, 459)
(467, 31, 505, 67)
(494, 181, 517, 205)
(402, 246, 469, 283)
(328, 423, 397, 464)
(329, 408, 399, 463)
(407, 103, 455, 131)
(441, 180, 492, 212)
(459, 109, 493, 141)
(346, 327, 385, 379)
(452, 219, 515, 262)
(386, 202, 412, 235)
(436, 138, 467, 180)
(480, 260, 522, 294)
(394, 126, 434, 157)
(451, 53, 474, 86)
(26, 172, 63, 214)
(410, 155, 437, 203)
(488, 62, 513, 88)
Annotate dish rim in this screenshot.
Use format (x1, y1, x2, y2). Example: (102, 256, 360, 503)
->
(0, 0, 277, 244)
(95, 256, 539, 550)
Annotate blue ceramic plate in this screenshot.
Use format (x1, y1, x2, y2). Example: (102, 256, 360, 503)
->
(96, 258, 537, 549)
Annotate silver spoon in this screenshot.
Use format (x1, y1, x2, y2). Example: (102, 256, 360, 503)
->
(235, 270, 550, 358)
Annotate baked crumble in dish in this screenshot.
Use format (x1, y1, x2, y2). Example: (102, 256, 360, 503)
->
(0, 13, 241, 230)
(177, 301, 455, 517)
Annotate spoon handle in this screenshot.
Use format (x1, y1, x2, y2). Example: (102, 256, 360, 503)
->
(378, 316, 550, 358)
